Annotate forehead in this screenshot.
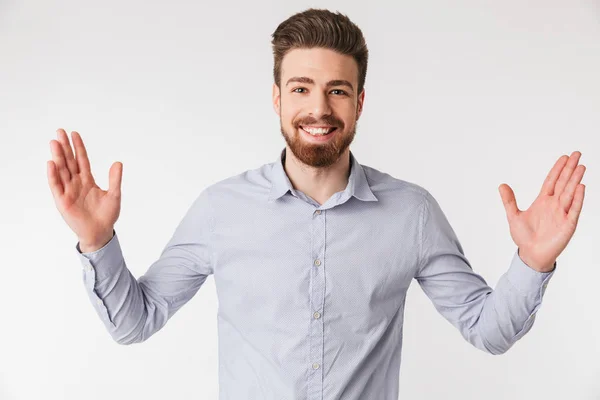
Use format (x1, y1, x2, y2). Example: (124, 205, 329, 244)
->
(281, 47, 358, 84)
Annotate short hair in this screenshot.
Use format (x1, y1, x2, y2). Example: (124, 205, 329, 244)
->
(271, 8, 369, 94)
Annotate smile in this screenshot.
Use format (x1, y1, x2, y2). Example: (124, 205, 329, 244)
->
(300, 126, 337, 136)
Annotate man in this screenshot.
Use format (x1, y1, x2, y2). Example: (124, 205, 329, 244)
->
(47, 8, 586, 400)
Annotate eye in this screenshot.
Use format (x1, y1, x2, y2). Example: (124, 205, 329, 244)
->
(331, 89, 347, 96)
(292, 87, 307, 93)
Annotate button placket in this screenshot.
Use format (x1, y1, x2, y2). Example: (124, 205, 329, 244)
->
(308, 208, 326, 399)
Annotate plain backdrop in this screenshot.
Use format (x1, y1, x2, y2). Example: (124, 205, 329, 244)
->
(0, 0, 598, 399)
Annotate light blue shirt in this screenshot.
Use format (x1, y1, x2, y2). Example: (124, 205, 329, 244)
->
(76, 148, 555, 400)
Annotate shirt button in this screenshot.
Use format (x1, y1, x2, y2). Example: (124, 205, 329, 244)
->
(86, 265, 93, 272)
(314, 210, 321, 215)
(312, 363, 320, 370)
(543, 283, 548, 289)
(313, 311, 321, 319)
(314, 259, 321, 266)
(96, 299, 102, 305)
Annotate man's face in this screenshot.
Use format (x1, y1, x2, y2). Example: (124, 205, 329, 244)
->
(273, 47, 365, 168)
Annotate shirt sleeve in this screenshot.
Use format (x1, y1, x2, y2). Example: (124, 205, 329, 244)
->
(414, 190, 555, 355)
(75, 188, 215, 345)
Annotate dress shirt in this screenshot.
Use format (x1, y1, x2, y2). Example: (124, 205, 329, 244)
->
(76, 148, 555, 400)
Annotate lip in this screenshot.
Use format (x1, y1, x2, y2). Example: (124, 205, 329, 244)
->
(299, 126, 338, 142)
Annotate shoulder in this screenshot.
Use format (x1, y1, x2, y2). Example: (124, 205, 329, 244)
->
(197, 160, 275, 202)
(360, 163, 431, 207)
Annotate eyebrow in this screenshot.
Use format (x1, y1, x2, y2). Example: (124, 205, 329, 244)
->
(285, 76, 354, 92)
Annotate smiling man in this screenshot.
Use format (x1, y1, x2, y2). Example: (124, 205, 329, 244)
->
(274, 45, 363, 207)
(48, 8, 586, 400)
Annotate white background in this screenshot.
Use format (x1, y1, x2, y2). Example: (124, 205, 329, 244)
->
(0, 0, 598, 399)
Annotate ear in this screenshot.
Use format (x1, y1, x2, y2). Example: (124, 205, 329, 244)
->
(356, 88, 366, 120)
(272, 83, 281, 116)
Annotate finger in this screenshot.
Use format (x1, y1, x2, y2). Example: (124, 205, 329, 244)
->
(559, 164, 586, 212)
(57, 129, 79, 177)
(71, 131, 93, 180)
(50, 139, 72, 184)
(567, 184, 585, 225)
(540, 155, 568, 196)
(554, 151, 582, 197)
(47, 160, 64, 197)
(499, 183, 519, 219)
(108, 162, 123, 198)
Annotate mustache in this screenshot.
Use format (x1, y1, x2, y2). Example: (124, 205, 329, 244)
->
(294, 115, 343, 128)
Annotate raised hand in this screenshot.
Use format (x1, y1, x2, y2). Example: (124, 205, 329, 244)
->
(47, 129, 123, 252)
(498, 151, 586, 272)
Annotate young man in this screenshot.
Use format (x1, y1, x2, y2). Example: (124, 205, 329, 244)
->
(47, 8, 586, 400)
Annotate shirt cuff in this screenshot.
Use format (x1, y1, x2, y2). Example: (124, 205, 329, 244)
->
(506, 248, 555, 298)
(75, 229, 123, 280)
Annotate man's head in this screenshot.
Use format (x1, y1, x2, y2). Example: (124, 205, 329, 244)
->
(271, 9, 368, 168)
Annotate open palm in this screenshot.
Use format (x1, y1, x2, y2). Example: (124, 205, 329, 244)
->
(499, 151, 586, 272)
(47, 129, 123, 248)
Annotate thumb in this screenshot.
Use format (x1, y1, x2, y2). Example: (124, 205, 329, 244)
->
(108, 162, 123, 198)
(498, 183, 519, 219)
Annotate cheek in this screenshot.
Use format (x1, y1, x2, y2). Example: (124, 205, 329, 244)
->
(339, 107, 358, 125)
(280, 107, 299, 126)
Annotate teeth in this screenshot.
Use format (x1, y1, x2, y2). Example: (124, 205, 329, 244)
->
(302, 127, 334, 136)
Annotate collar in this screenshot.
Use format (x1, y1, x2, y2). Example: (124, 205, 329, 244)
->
(267, 148, 378, 203)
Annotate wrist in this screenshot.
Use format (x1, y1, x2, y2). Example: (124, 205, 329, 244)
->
(79, 230, 114, 253)
(518, 248, 555, 273)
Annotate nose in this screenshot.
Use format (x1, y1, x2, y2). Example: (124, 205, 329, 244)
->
(308, 90, 332, 120)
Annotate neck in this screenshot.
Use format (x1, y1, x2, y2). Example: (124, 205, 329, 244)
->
(283, 147, 351, 206)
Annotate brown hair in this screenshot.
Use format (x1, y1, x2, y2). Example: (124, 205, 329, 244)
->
(271, 8, 369, 95)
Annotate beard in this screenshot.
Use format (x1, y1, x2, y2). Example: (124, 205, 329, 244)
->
(280, 113, 357, 168)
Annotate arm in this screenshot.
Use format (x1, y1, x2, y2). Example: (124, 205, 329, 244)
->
(47, 129, 216, 345)
(415, 150, 586, 355)
(414, 191, 554, 355)
(76, 189, 214, 345)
